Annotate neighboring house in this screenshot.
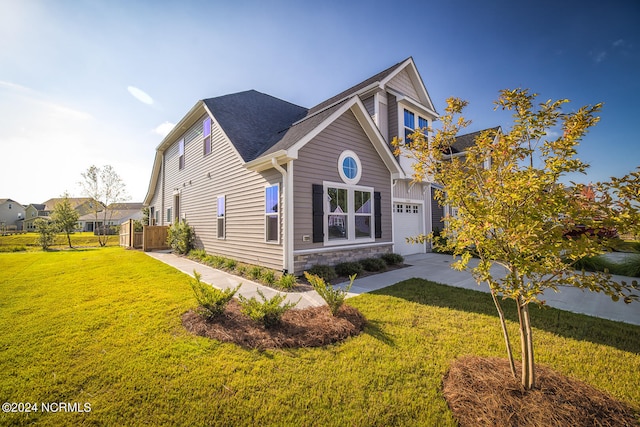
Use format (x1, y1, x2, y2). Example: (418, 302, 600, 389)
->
(0, 199, 26, 232)
(23, 198, 100, 231)
(105, 202, 145, 225)
(144, 57, 495, 274)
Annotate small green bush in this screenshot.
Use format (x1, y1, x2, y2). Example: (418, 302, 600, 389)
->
(248, 266, 262, 280)
(224, 258, 237, 270)
(235, 264, 247, 277)
(167, 220, 195, 254)
(305, 272, 355, 315)
(260, 270, 276, 285)
(189, 249, 207, 261)
(360, 257, 387, 272)
(238, 289, 298, 327)
(335, 262, 363, 277)
(381, 253, 404, 266)
(189, 271, 240, 318)
(306, 265, 337, 283)
(34, 218, 58, 250)
(277, 273, 297, 290)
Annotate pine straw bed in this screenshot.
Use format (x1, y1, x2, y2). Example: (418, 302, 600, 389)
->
(442, 356, 639, 427)
(182, 300, 366, 350)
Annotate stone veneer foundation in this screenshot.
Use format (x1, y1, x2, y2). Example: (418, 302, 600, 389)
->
(293, 244, 393, 275)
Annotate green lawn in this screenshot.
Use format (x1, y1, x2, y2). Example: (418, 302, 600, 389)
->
(0, 232, 119, 252)
(1, 248, 638, 426)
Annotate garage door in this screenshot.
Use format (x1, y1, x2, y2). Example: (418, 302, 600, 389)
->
(393, 203, 424, 256)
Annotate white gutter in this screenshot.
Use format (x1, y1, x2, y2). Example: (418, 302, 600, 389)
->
(271, 158, 294, 274)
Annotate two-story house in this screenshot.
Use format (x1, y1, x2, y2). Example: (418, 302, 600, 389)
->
(0, 199, 26, 232)
(144, 57, 491, 274)
(23, 198, 99, 231)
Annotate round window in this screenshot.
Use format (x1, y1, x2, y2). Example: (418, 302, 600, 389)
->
(338, 150, 362, 184)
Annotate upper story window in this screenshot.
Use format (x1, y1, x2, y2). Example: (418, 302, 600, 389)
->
(178, 139, 185, 170)
(338, 150, 362, 185)
(404, 109, 430, 143)
(203, 117, 212, 156)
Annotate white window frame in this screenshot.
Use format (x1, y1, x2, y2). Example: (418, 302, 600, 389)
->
(264, 184, 280, 244)
(337, 150, 362, 185)
(323, 181, 374, 246)
(216, 195, 225, 239)
(402, 107, 430, 143)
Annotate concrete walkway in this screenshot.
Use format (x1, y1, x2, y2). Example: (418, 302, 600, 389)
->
(146, 251, 640, 326)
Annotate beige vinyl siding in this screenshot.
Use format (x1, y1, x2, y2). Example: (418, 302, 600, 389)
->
(159, 112, 283, 270)
(293, 109, 392, 251)
(386, 69, 420, 100)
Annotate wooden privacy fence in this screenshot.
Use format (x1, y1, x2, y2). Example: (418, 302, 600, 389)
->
(119, 221, 169, 251)
(119, 219, 143, 249)
(142, 225, 169, 252)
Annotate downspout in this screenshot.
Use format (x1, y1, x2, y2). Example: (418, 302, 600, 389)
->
(161, 153, 165, 225)
(271, 158, 293, 274)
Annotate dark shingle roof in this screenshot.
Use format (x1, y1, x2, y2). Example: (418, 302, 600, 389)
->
(307, 59, 408, 115)
(450, 127, 500, 154)
(203, 90, 308, 162)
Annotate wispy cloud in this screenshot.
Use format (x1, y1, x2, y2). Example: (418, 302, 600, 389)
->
(154, 121, 175, 137)
(127, 86, 154, 105)
(0, 80, 92, 120)
(612, 39, 625, 48)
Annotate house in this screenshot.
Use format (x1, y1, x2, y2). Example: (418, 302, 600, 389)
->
(0, 199, 26, 232)
(23, 198, 99, 231)
(144, 57, 493, 274)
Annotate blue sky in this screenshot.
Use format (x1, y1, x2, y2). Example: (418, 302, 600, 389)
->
(1, 0, 638, 205)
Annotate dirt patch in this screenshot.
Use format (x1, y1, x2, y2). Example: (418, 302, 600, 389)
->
(442, 356, 639, 427)
(182, 300, 366, 350)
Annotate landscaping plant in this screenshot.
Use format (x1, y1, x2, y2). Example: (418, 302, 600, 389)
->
(189, 270, 240, 318)
(33, 218, 58, 250)
(305, 272, 355, 315)
(167, 220, 195, 255)
(50, 192, 80, 248)
(238, 289, 298, 327)
(396, 88, 639, 390)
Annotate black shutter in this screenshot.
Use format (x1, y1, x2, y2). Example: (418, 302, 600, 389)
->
(312, 184, 324, 243)
(374, 191, 382, 238)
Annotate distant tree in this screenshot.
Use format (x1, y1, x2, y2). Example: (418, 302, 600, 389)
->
(51, 192, 79, 248)
(79, 165, 128, 247)
(395, 88, 639, 390)
(605, 167, 640, 238)
(141, 206, 150, 226)
(34, 218, 57, 250)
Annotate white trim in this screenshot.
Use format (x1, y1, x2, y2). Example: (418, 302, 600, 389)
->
(264, 183, 280, 245)
(323, 181, 375, 246)
(337, 150, 362, 185)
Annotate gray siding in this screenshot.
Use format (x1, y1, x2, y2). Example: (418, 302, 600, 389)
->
(292, 108, 393, 251)
(362, 95, 375, 117)
(157, 112, 283, 270)
(387, 69, 420, 100)
(387, 93, 398, 143)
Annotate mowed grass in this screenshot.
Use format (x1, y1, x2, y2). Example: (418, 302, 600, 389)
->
(0, 248, 638, 426)
(0, 232, 119, 252)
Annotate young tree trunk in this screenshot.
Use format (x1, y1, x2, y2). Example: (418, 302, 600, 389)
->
(490, 287, 516, 378)
(516, 296, 536, 390)
(66, 233, 72, 248)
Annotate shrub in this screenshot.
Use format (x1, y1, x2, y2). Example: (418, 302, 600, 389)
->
(189, 249, 207, 261)
(224, 258, 237, 270)
(248, 266, 262, 280)
(335, 262, 363, 277)
(381, 253, 404, 266)
(238, 289, 298, 327)
(260, 270, 276, 286)
(167, 220, 195, 254)
(189, 271, 240, 319)
(360, 257, 387, 272)
(277, 273, 297, 290)
(235, 264, 247, 277)
(618, 255, 640, 277)
(306, 265, 337, 283)
(304, 272, 355, 315)
(208, 255, 226, 269)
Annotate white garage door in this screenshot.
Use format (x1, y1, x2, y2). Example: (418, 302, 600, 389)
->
(393, 203, 424, 256)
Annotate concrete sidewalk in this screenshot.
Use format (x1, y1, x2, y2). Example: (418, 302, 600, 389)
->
(146, 251, 640, 326)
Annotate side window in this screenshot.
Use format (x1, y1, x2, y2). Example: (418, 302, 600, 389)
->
(265, 185, 279, 243)
(217, 196, 225, 239)
(178, 139, 185, 170)
(203, 117, 211, 156)
(166, 207, 172, 224)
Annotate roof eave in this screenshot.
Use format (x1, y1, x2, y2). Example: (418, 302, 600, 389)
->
(245, 150, 295, 172)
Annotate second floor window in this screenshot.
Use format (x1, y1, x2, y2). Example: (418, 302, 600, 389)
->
(203, 117, 212, 156)
(178, 139, 185, 170)
(404, 109, 429, 145)
(217, 195, 225, 239)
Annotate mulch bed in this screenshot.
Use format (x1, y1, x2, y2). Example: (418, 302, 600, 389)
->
(182, 300, 366, 350)
(442, 356, 639, 427)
